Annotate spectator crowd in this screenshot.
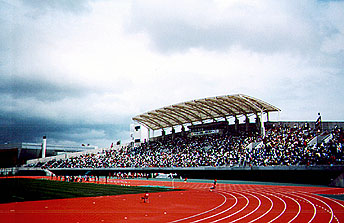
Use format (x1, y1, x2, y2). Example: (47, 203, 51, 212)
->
(31, 125, 344, 169)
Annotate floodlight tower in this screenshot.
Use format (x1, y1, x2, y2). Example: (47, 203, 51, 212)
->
(42, 136, 47, 158)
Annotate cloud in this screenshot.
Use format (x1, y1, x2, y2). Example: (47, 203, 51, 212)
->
(0, 0, 343, 148)
(0, 111, 128, 146)
(0, 74, 89, 101)
(127, 0, 324, 54)
(124, 0, 344, 121)
(20, 0, 92, 15)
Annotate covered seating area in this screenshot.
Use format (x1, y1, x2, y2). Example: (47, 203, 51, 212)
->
(132, 94, 281, 138)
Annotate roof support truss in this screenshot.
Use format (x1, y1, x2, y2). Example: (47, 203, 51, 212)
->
(132, 94, 280, 130)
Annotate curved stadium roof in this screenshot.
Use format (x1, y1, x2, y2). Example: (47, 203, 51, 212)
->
(132, 94, 281, 130)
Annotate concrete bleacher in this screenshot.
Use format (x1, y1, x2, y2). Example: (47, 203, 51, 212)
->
(246, 141, 263, 151)
(308, 133, 332, 148)
(25, 145, 122, 166)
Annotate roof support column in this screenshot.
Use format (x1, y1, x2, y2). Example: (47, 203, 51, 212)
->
(235, 116, 239, 132)
(162, 129, 165, 141)
(172, 127, 175, 140)
(261, 111, 266, 137)
(245, 115, 250, 132)
(255, 113, 260, 130)
(181, 125, 186, 137)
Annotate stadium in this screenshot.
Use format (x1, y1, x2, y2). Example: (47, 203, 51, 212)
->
(1, 94, 344, 223)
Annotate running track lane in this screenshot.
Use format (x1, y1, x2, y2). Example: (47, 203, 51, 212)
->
(167, 181, 344, 223)
(1, 177, 344, 223)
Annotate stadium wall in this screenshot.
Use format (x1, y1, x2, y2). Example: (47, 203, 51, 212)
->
(48, 166, 344, 187)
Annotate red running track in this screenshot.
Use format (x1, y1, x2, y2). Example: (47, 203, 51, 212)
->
(1, 177, 344, 223)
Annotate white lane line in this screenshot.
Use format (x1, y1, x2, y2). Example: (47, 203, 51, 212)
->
(262, 190, 303, 223)
(228, 192, 261, 223)
(276, 192, 301, 223)
(210, 192, 249, 223)
(192, 192, 238, 223)
(169, 191, 228, 223)
(248, 191, 274, 223)
(288, 192, 316, 223)
(318, 194, 344, 209)
(298, 192, 335, 223)
(266, 192, 287, 223)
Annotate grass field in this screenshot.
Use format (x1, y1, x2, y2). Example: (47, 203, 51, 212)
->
(0, 178, 180, 204)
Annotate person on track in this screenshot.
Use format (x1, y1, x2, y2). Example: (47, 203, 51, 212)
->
(141, 192, 149, 203)
(210, 179, 217, 191)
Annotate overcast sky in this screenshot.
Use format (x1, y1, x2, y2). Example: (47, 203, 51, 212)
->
(1, 0, 343, 147)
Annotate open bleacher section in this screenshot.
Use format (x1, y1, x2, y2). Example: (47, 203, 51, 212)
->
(30, 123, 344, 169)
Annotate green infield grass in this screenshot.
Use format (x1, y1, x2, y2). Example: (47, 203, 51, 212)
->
(0, 178, 180, 204)
(318, 193, 344, 201)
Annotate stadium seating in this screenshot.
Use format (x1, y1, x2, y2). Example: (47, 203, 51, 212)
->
(32, 125, 344, 169)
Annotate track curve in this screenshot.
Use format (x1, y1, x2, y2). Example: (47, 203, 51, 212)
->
(1, 177, 344, 223)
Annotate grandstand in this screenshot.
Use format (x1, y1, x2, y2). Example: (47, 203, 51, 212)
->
(6, 94, 344, 186)
(132, 94, 281, 142)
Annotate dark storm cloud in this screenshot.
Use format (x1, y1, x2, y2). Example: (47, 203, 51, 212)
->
(0, 112, 61, 143)
(0, 111, 128, 145)
(0, 75, 90, 102)
(0, 0, 343, 149)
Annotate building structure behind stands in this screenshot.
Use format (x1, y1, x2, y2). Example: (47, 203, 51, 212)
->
(0, 137, 98, 167)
